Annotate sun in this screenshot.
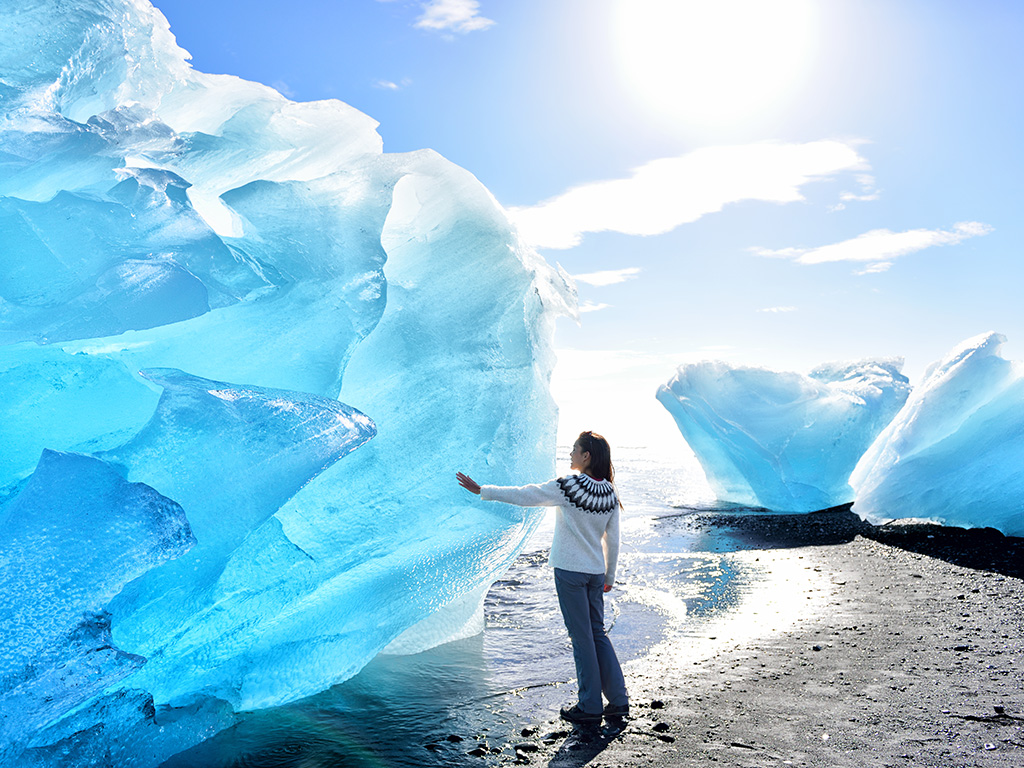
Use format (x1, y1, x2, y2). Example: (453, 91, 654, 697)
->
(612, 0, 817, 130)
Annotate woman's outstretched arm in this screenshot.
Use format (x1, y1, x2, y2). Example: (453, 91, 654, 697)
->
(456, 472, 481, 494)
(461, 475, 565, 507)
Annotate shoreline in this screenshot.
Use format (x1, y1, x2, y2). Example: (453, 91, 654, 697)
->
(496, 511, 1024, 767)
(160, 511, 1023, 767)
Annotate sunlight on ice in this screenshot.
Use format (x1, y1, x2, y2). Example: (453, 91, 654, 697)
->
(0, 0, 572, 763)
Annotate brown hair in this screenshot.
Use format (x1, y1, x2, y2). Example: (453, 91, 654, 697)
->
(577, 430, 614, 483)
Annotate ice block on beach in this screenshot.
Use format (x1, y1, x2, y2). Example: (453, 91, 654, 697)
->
(1, 0, 572, 761)
(851, 332, 1024, 537)
(657, 359, 911, 512)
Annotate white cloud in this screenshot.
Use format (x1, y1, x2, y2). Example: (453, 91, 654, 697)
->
(572, 267, 641, 287)
(839, 172, 881, 202)
(508, 140, 866, 250)
(415, 0, 495, 34)
(758, 306, 797, 313)
(372, 78, 412, 90)
(840, 190, 881, 202)
(839, 191, 880, 202)
(578, 301, 611, 313)
(752, 222, 993, 267)
(855, 262, 893, 275)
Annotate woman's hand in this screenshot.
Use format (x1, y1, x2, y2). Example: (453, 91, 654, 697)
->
(603, 584, 613, 593)
(456, 472, 481, 495)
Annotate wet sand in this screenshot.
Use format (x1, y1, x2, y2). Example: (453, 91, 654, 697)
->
(505, 512, 1024, 767)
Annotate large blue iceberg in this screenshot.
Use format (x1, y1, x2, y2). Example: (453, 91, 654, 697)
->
(656, 359, 910, 512)
(851, 332, 1024, 537)
(0, 0, 572, 763)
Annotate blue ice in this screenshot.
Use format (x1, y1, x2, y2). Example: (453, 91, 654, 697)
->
(1, 0, 571, 763)
(657, 359, 911, 512)
(0, 450, 193, 753)
(851, 332, 1024, 537)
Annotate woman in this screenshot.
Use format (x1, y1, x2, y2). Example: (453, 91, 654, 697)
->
(456, 431, 629, 725)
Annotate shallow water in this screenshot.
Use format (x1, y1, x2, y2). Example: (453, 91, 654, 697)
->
(163, 446, 785, 768)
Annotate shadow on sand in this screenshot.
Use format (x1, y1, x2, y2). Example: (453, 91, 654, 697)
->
(684, 505, 1023, 580)
(543, 717, 628, 768)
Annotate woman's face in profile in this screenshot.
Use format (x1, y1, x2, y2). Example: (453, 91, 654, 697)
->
(569, 441, 590, 473)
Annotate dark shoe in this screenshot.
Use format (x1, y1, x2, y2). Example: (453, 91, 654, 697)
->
(559, 704, 602, 724)
(603, 702, 629, 718)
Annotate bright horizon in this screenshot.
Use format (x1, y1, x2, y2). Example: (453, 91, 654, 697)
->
(150, 0, 1024, 451)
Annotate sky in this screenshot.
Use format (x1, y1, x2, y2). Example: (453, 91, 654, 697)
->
(150, 0, 1024, 449)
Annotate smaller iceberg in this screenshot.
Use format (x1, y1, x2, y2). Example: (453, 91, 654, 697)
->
(657, 359, 911, 512)
(851, 332, 1024, 537)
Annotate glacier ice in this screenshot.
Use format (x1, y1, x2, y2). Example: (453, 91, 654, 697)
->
(0, 346, 159, 487)
(851, 332, 1024, 537)
(1, 0, 571, 763)
(103, 368, 377, 707)
(657, 359, 911, 512)
(0, 450, 193, 751)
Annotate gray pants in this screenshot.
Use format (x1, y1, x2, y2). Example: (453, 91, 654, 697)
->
(554, 568, 628, 715)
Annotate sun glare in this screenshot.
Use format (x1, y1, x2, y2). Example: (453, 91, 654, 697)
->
(612, 0, 817, 130)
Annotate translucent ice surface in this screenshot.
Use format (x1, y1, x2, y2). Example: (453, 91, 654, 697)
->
(1, 0, 571, 763)
(657, 359, 911, 512)
(0, 450, 193, 752)
(851, 332, 1024, 537)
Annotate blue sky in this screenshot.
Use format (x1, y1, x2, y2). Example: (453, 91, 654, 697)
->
(150, 0, 1023, 447)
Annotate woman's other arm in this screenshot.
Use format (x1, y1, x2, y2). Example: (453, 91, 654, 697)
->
(602, 508, 620, 592)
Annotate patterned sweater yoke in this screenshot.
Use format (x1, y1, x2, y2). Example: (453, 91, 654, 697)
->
(556, 474, 619, 514)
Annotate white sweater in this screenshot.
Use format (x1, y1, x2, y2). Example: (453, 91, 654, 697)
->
(480, 474, 621, 586)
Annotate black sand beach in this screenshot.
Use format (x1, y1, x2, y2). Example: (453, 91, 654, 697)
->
(164, 510, 1022, 768)
(480, 511, 1024, 768)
